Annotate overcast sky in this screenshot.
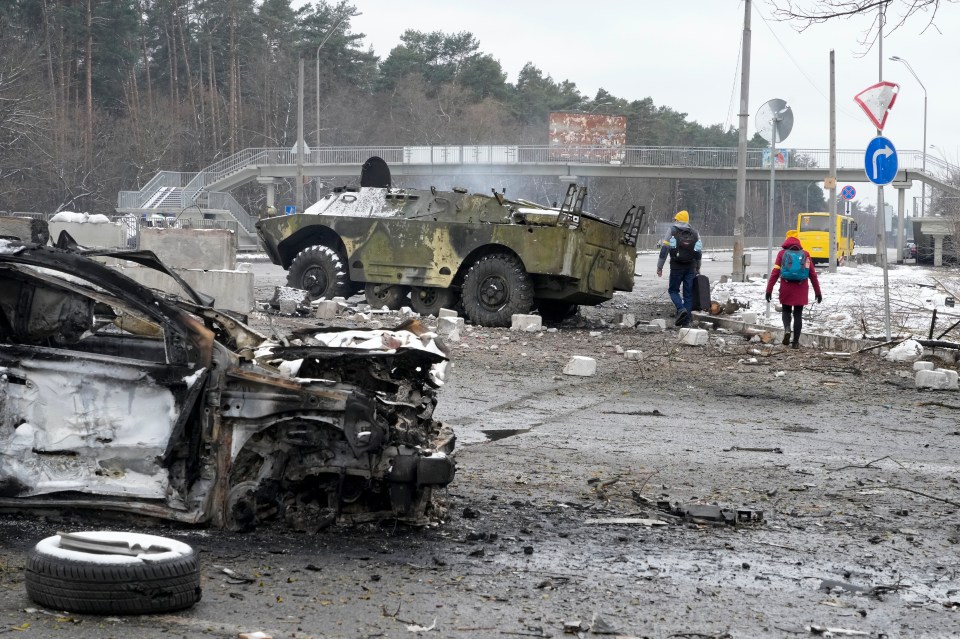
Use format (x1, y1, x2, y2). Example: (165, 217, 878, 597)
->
(344, 0, 958, 209)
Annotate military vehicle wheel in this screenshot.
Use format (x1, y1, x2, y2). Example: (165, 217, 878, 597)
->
(287, 245, 349, 300)
(461, 253, 533, 327)
(365, 283, 409, 310)
(410, 286, 459, 317)
(537, 300, 578, 323)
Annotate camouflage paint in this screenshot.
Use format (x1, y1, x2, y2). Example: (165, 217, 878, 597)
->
(257, 187, 640, 306)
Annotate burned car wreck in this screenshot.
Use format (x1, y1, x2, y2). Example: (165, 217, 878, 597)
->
(0, 238, 455, 531)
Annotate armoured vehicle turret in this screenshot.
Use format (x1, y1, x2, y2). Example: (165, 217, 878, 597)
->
(256, 157, 644, 327)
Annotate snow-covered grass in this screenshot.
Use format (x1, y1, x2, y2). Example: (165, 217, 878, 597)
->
(712, 263, 960, 341)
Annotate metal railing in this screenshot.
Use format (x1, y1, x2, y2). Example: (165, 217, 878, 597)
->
(196, 192, 257, 233)
(179, 145, 955, 173)
(138, 171, 196, 194)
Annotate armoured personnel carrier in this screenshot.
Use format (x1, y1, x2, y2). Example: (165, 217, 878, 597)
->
(256, 157, 644, 327)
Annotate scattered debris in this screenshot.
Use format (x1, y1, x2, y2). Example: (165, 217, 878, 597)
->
(656, 502, 764, 526)
(406, 618, 437, 632)
(808, 625, 869, 636)
(563, 355, 597, 376)
(584, 517, 668, 526)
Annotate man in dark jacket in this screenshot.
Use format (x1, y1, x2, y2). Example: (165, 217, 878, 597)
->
(656, 210, 702, 327)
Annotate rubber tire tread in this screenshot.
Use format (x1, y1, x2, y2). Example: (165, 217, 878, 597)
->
(461, 253, 533, 327)
(25, 548, 202, 615)
(364, 283, 409, 310)
(409, 286, 459, 317)
(287, 244, 350, 300)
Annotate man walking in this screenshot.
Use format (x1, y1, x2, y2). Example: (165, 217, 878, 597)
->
(656, 210, 702, 327)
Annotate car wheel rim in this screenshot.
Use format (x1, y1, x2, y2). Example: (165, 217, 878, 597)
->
(478, 275, 508, 309)
(303, 266, 328, 296)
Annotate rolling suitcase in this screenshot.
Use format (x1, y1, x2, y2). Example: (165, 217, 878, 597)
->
(691, 274, 710, 312)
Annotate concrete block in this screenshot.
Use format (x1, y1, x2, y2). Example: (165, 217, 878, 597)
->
(742, 311, 757, 324)
(915, 369, 955, 390)
(443, 329, 461, 342)
(937, 368, 959, 390)
(624, 350, 644, 361)
(563, 356, 597, 377)
(678, 328, 709, 346)
(511, 314, 542, 332)
(139, 227, 237, 270)
(616, 313, 636, 327)
(438, 308, 459, 319)
(49, 218, 128, 249)
(271, 286, 309, 307)
(0, 216, 49, 244)
(437, 316, 465, 337)
(315, 300, 339, 319)
(278, 299, 298, 314)
(649, 319, 667, 331)
(913, 361, 935, 371)
(113, 265, 254, 314)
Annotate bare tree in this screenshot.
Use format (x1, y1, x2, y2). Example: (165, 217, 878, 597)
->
(770, 0, 954, 46)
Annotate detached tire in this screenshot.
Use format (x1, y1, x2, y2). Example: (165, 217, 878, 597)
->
(287, 245, 350, 300)
(25, 532, 201, 615)
(461, 253, 533, 327)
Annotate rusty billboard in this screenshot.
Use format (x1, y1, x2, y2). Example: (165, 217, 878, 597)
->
(548, 112, 627, 162)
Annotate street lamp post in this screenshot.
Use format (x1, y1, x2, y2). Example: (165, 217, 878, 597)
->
(316, 12, 358, 155)
(890, 56, 927, 217)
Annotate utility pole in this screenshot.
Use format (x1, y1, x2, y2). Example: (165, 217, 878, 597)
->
(828, 50, 838, 273)
(732, 0, 751, 282)
(296, 57, 305, 214)
(877, 5, 891, 341)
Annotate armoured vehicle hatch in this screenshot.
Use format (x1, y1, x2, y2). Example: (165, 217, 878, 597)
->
(256, 157, 644, 326)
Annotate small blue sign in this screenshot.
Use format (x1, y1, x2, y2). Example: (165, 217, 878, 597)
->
(864, 136, 898, 185)
(284, 205, 296, 215)
(841, 185, 856, 200)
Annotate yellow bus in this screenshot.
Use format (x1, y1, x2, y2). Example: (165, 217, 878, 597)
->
(796, 212, 857, 264)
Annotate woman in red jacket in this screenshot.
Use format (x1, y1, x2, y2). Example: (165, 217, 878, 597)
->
(765, 231, 823, 348)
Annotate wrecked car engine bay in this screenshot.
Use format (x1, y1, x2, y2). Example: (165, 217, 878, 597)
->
(0, 239, 455, 531)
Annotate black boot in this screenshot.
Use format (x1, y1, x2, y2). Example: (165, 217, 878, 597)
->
(782, 332, 791, 345)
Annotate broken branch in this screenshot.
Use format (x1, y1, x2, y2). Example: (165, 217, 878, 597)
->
(888, 485, 960, 508)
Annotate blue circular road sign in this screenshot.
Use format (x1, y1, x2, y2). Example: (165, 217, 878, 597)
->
(841, 185, 856, 200)
(864, 136, 898, 185)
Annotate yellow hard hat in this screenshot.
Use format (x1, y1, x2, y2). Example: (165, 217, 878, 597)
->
(674, 210, 689, 223)
(786, 229, 799, 238)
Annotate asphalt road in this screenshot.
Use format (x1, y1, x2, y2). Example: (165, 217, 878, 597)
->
(0, 255, 956, 639)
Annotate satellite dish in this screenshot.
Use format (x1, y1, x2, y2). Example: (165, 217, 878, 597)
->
(756, 99, 794, 144)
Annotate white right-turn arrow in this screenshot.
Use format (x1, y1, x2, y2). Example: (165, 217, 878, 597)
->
(872, 146, 893, 179)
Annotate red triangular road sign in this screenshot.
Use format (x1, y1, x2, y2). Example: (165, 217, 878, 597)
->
(854, 81, 899, 130)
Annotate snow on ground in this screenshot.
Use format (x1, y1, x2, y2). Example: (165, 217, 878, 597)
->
(712, 262, 960, 341)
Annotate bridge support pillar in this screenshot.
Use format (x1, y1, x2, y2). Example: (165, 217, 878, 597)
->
(892, 181, 911, 265)
(257, 177, 281, 218)
(932, 234, 947, 267)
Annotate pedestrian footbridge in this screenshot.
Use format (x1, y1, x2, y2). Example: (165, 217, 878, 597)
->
(118, 145, 959, 250)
